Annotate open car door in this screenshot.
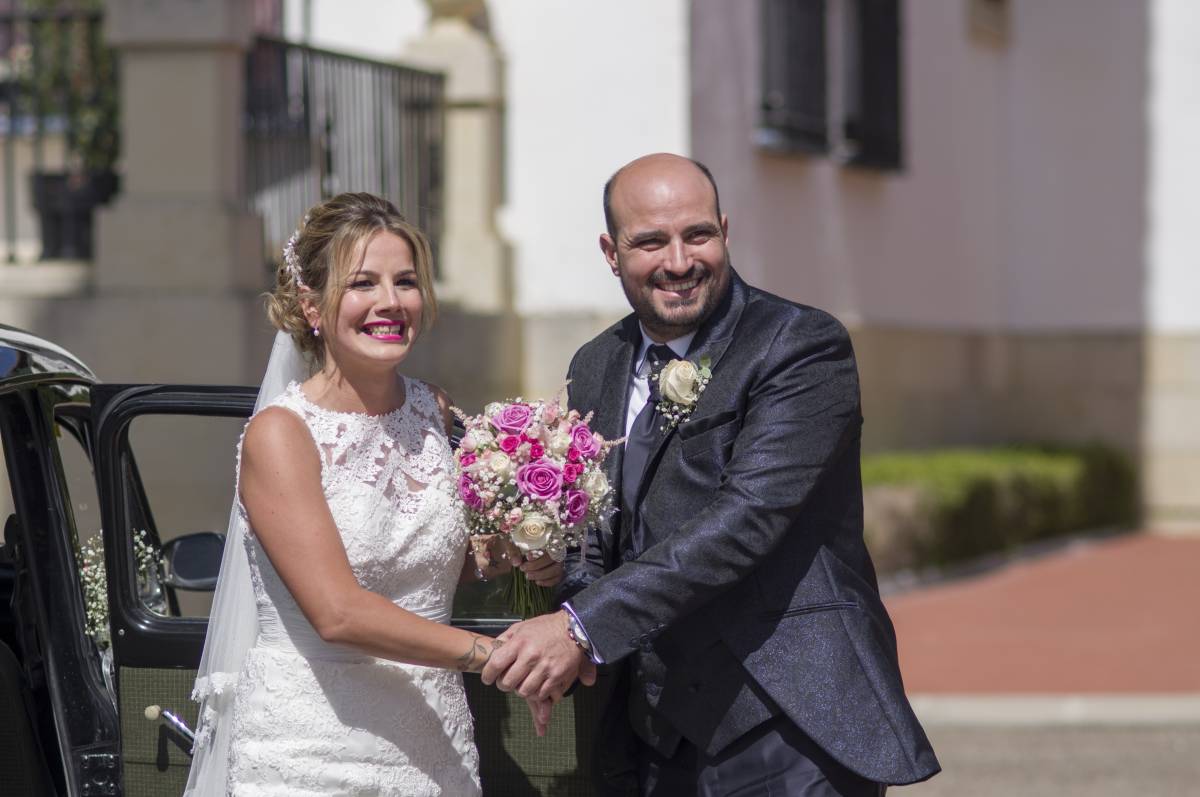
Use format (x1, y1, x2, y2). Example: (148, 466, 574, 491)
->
(91, 383, 607, 796)
(91, 384, 256, 796)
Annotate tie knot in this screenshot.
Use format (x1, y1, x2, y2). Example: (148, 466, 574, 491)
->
(646, 344, 676, 371)
(645, 344, 676, 403)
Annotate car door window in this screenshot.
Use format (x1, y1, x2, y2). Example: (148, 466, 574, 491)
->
(123, 414, 245, 618)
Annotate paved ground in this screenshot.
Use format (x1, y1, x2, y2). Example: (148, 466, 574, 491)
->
(884, 533, 1200, 693)
(892, 725, 1200, 797)
(877, 532, 1200, 794)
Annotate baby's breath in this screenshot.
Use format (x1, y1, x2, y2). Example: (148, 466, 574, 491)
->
(77, 529, 163, 648)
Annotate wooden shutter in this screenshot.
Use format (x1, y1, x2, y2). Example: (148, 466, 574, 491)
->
(759, 0, 828, 153)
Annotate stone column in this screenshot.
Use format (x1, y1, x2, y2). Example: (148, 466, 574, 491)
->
(403, 0, 510, 313)
(60, 0, 270, 383)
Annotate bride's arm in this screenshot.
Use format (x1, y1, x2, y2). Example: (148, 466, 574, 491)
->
(240, 407, 501, 672)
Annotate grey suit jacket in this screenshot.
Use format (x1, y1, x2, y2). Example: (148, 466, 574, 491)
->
(560, 271, 939, 787)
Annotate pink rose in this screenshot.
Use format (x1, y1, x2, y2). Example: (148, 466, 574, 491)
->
(530, 443, 545, 460)
(498, 434, 520, 454)
(459, 452, 477, 467)
(516, 461, 564, 502)
(567, 446, 581, 463)
(563, 462, 584, 484)
(570, 424, 602, 459)
(491, 403, 533, 435)
(563, 489, 589, 526)
(458, 474, 484, 510)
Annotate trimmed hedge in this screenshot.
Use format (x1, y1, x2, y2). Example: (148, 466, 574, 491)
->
(861, 445, 1137, 574)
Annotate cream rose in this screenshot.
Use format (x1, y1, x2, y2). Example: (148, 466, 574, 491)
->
(659, 359, 700, 404)
(547, 430, 572, 457)
(580, 469, 610, 499)
(487, 451, 514, 479)
(511, 512, 557, 552)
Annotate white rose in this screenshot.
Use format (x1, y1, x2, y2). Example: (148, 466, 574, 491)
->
(547, 431, 572, 457)
(580, 469, 610, 499)
(511, 512, 557, 552)
(463, 428, 493, 452)
(659, 359, 699, 404)
(487, 451, 514, 479)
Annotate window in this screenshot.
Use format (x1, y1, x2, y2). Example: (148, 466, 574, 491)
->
(758, 0, 903, 170)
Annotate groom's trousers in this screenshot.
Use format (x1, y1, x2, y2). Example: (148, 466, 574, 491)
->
(636, 715, 886, 797)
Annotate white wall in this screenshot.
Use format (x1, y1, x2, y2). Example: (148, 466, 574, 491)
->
(1146, 0, 1200, 332)
(489, 0, 690, 316)
(283, 0, 428, 59)
(691, 0, 1147, 332)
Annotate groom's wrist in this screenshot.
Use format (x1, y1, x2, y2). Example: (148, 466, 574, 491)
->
(561, 602, 604, 664)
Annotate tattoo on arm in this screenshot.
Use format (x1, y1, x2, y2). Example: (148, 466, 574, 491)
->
(455, 635, 502, 672)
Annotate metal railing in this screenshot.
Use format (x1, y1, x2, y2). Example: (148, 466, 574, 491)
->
(244, 36, 445, 267)
(0, 1, 118, 263)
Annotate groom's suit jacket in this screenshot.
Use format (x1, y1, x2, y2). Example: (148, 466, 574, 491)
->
(560, 271, 939, 789)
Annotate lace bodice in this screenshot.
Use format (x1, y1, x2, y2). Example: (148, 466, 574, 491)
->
(243, 378, 467, 645)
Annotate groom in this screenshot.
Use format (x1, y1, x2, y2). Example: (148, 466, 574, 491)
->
(483, 153, 940, 795)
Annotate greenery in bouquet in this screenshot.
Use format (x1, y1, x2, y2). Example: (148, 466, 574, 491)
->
(453, 391, 619, 617)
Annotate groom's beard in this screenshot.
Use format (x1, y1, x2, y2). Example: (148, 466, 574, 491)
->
(618, 256, 731, 339)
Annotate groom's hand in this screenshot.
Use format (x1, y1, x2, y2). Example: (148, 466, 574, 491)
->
(481, 610, 597, 699)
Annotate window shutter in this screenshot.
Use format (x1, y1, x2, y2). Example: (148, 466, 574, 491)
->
(759, 0, 828, 153)
(845, 0, 902, 169)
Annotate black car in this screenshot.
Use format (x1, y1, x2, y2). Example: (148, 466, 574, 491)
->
(0, 324, 603, 796)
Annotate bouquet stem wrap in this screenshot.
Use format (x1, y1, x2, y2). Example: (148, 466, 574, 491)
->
(505, 570, 553, 619)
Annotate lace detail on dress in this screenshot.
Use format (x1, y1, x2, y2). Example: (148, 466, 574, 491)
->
(224, 377, 479, 796)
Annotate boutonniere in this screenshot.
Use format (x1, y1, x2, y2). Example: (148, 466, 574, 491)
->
(655, 356, 712, 429)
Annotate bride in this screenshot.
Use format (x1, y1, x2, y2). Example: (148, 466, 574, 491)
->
(184, 193, 561, 795)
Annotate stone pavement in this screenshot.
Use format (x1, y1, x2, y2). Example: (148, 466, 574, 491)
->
(880, 532, 1200, 795)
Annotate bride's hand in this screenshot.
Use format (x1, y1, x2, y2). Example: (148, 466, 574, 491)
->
(469, 534, 520, 582)
(524, 695, 554, 737)
(519, 552, 564, 588)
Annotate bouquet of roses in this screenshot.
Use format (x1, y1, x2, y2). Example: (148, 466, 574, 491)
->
(452, 390, 619, 617)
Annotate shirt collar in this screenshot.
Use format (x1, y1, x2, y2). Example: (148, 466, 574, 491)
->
(634, 323, 696, 375)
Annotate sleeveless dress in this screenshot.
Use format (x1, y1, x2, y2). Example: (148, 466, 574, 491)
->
(225, 378, 481, 796)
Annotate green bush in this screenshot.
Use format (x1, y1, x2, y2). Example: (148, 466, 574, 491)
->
(861, 445, 1137, 573)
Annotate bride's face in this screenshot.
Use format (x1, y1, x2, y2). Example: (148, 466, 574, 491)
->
(321, 230, 424, 370)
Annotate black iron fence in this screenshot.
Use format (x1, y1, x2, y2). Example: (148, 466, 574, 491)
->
(0, 0, 118, 263)
(244, 36, 445, 267)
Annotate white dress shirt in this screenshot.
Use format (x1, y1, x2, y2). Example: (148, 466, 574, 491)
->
(624, 326, 696, 435)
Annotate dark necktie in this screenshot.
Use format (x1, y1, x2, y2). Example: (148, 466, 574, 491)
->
(621, 344, 676, 553)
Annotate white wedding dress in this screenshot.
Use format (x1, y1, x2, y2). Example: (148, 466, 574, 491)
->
(222, 377, 481, 796)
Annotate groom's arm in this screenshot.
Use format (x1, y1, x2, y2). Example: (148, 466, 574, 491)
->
(568, 310, 860, 664)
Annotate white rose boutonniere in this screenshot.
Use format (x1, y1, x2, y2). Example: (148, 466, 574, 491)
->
(655, 356, 712, 429)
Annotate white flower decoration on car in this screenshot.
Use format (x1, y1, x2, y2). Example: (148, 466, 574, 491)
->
(655, 356, 712, 429)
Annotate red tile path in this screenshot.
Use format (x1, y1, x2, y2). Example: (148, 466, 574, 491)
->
(883, 533, 1200, 694)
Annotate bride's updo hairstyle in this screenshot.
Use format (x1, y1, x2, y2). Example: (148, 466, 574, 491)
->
(267, 192, 438, 366)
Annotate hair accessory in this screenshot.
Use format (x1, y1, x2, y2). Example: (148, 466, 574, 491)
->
(282, 215, 310, 290)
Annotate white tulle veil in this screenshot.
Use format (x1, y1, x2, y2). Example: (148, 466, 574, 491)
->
(183, 330, 310, 796)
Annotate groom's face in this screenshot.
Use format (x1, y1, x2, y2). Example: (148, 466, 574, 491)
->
(601, 158, 730, 342)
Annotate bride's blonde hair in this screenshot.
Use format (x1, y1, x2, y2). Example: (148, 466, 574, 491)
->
(267, 192, 438, 367)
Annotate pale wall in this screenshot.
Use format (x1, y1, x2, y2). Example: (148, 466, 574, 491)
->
(1146, 0, 1200, 332)
(489, 0, 690, 318)
(690, 0, 1147, 332)
(282, 0, 428, 59)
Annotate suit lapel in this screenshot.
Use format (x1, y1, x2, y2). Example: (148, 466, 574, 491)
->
(634, 272, 750, 508)
(592, 316, 638, 560)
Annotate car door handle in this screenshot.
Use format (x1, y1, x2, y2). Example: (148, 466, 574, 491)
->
(144, 704, 195, 753)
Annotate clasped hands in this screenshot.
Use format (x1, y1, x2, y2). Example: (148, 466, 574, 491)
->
(482, 609, 598, 737)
